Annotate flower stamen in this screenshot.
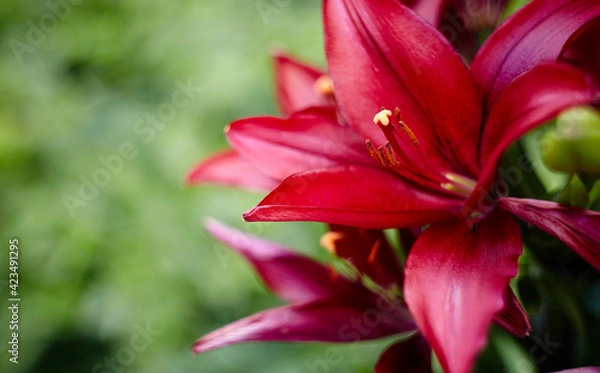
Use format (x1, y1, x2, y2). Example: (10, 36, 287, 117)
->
(314, 75, 334, 96)
(320, 231, 344, 254)
(395, 108, 419, 146)
(441, 173, 477, 197)
(367, 239, 382, 264)
(444, 173, 477, 190)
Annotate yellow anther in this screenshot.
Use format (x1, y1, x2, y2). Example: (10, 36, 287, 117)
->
(444, 173, 477, 190)
(373, 109, 393, 126)
(441, 182, 472, 197)
(314, 75, 334, 96)
(320, 231, 344, 254)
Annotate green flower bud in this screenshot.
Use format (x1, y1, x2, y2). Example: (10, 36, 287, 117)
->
(541, 106, 600, 174)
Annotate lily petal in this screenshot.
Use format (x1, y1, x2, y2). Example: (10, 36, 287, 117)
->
(205, 219, 357, 303)
(226, 107, 374, 181)
(406, 0, 448, 27)
(374, 334, 432, 373)
(499, 197, 600, 271)
(193, 298, 415, 354)
(324, 0, 483, 177)
(552, 368, 600, 373)
(243, 165, 463, 229)
(469, 62, 596, 209)
(404, 210, 522, 373)
(186, 149, 278, 190)
(493, 287, 531, 338)
(472, 0, 600, 107)
(328, 225, 404, 287)
(560, 17, 600, 85)
(272, 52, 328, 115)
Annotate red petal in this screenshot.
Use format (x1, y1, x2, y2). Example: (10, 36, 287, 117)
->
(404, 210, 522, 373)
(328, 225, 404, 287)
(405, 0, 448, 26)
(226, 107, 375, 181)
(272, 52, 328, 116)
(468, 62, 596, 209)
(499, 197, 600, 271)
(374, 334, 432, 373)
(472, 0, 600, 107)
(193, 297, 415, 354)
(205, 219, 358, 303)
(186, 149, 278, 190)
(493, 287, 531, 338)
(243, 166, 463, 229)
(324, 0, 483, 177)
(560, 17, 600, 85)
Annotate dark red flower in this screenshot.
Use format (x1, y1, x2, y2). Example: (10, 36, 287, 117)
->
(193, 220, 528, 372)
(225, 1, 600, 371)
(193, 219, 425, 372)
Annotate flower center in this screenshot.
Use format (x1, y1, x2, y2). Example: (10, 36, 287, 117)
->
(366, 107, 477, 198)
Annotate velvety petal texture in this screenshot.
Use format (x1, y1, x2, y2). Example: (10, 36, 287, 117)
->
(226, 107, 374, 181)
(499, 197, 600, 271)
(324, 0, 483, 177)
(272, 52, 328, 115)
(374, 334, 432, 373)
(404, 210, 522, 373)
(244, 166, 463, 229)
(186, 150, 277, 190)
(472, 0, 600, 106)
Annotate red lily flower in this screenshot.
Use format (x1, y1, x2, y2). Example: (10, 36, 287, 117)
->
(186, 1, 509, 190)
(228, 1, 600, 372)
(193, 219, 428, 372)
(186, 52, 332, 190)
(193, 220, 529, 371)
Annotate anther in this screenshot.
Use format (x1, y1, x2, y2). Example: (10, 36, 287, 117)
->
(367, 239, 382, 264)
(394, 108, 419, 146)
(441, 182, 473, 197)
(366, 140, 386, 165)
(444, 173, 477, 190)
(314, 75, 334, 96)
(373, 109, 393, 126)
(383, 142, 400, 166)
(320, 231, 344, 254)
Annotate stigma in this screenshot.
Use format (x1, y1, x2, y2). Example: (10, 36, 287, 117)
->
(373, 109, 392, 126)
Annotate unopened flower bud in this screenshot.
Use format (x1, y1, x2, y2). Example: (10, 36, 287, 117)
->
(541, 106, 600, 174)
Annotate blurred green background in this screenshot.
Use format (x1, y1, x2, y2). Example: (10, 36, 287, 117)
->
(0, 1, 598, 373)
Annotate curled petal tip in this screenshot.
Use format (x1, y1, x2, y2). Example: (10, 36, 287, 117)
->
(242, 208, 259, 222)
